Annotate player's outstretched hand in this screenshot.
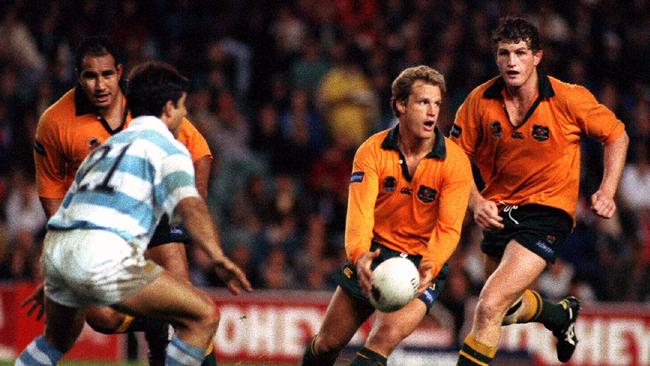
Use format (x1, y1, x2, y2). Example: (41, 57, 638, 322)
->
(213, 257, 253, 295)
(356, 249, 381, 297)
(21, 283, 45, 320)
(416, 262, 434, 295)
(473, 198, 504, 230)
(591, 190, 616, 218)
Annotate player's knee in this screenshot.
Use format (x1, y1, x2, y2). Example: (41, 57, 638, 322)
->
(475, 293, 510, 323)
(195, 298, 220, 331)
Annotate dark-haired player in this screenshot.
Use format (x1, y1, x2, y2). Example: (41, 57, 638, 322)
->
(450, 17, 628, 365)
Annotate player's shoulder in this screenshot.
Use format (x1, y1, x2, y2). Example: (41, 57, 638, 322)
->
(360, 128, 391, 151)
(178, 117, 200, 135)
(443, 137, 471, 166)
(467, 76, 501, 101)
(547, 76, 592, 98)
(39, 89, 76, 124)
(546, 76, 597, 110)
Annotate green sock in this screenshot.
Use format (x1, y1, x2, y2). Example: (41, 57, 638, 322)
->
(530, 292, 568, 331)
(201, 347, 217, 366)
(349, 347, 387, 366)
(301, 337, 338, 366)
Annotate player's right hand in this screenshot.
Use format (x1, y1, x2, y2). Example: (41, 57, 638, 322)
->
(473, 198, 504, 230)
(213, 257, 253, 295)
(356, 249, 380, 297)
(21, 283, 45, 320)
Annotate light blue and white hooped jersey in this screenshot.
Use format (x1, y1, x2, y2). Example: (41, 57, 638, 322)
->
(48, 116, 199, 250)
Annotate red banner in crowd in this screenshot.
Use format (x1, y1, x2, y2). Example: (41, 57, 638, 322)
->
(2, 282, 650, 366)
(0, 282, 123, 361)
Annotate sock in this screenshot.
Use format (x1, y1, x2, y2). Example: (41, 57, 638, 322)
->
(301, 337, 338, 366)
(165, 335, 204, 366)
(457, 334, 496, 366)
(144, 321, 171, 366)
(16, 336, 63, 366)
(527, 290, 569, 331)
(201, 342, 217, 366)
(115, 314, 135, 333)
(501, 296, 524, 325)
(349, 347, 387, 366)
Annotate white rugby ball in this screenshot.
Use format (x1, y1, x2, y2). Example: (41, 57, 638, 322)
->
(368, 257, 420, 312)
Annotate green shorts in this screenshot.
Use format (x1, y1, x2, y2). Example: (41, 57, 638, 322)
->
(336, 242, 448, 311)
(481, 204, 572, 263)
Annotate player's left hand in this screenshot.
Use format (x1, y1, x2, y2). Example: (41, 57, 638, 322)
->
(590, 190, 616, 218)
(21, 283, 45, 320)
(416, 262, 434, 295)
(213, 257, 253, 295)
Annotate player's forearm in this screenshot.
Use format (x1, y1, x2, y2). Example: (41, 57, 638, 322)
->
(468, 181, 484, 212)
(599, 131, 629, 197)
(174, 197, 224, 261)
(39, 197, 63, 219)
(193, 156, 211, 200)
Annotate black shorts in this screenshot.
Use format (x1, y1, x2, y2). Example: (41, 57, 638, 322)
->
(335, 242, 448, 312)
(148, 215, 191, 248)
(481, 204, 572, 263)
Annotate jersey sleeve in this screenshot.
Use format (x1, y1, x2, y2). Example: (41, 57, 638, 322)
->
(34, 111, 68, 199)
(157, 149, 201, 223)
(422, 148, 472, 277)
(177, 118, 213, 162)
(450, 89, 481, 159)
(344, 141, 379, 264)
(569, 84, 625, 144)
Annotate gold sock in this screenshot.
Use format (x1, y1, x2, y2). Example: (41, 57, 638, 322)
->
(521, 289, 543, 323)
(458, 334, 496, 366)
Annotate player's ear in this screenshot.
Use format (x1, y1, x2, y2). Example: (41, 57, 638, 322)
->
(162, 100, 174, 118)
(396, 99, 407, 115)
(533, 50, 543, 66)
(116, 64, 123, 79)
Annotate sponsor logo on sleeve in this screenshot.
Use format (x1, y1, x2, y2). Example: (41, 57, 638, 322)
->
(449, 124, 462, 137)
(33, 140, 46, 156)
(350, 171, 365, 183)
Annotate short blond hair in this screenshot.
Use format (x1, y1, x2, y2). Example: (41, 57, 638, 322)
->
(391, 65, 446, 118)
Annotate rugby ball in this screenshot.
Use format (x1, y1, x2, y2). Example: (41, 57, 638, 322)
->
(368, 257, 420, 312)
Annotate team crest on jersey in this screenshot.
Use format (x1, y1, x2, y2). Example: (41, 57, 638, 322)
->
(450, 124, 462, 137)
(88, 137, 101, 149)
(417, 185, 437, 203)
(532, 125, 550, 141)
(490, 121, 502, 138)
(383, 176, 397, 192)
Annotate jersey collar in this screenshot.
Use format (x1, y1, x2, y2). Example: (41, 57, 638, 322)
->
(483, 73, 555, 100)
(381, 124, 447, 159)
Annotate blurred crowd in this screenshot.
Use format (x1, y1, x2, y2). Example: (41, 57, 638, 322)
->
(1, 0, 649, 336)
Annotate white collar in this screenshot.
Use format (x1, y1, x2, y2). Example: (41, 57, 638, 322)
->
(129, 115, 174, 138)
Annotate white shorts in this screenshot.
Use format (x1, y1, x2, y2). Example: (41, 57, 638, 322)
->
(42, 229, 164, 307)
